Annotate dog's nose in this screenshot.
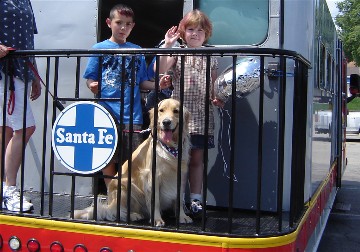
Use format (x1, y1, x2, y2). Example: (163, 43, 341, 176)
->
(162, 119, 171, 127)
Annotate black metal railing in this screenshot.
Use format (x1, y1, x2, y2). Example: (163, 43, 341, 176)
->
(0, 47, 311, 237)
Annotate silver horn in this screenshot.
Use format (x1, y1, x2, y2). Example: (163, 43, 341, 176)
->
(215, 57, 261, 102)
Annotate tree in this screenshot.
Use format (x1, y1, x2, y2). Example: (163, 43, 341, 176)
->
(336, 0, 360, 65)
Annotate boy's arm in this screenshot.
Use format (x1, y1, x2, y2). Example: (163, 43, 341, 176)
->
(86, 79, 99, 94)
(157, 55, 176, 74)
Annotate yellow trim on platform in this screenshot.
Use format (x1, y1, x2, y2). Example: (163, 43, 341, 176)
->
(0, 215, 295, 249)
(0, 165, 336, 249)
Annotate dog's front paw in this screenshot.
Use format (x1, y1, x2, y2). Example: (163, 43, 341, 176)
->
(74, 209, 93, 220)
(179, 214, 193, 224)
(130, 212, 144, 221)
(154, 218, 165, 227)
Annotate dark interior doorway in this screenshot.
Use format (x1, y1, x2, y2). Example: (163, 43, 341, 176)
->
(98, 0, 184, 48)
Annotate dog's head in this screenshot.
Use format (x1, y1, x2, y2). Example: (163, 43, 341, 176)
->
(149, 98, 190, 147)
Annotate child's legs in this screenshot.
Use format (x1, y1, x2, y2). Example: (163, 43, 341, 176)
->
(102, 124, 143, 188)
(122, 124, 143, 161)
(0, 126, 13, 184)
(0, 77, 36, 187)
(5, 126, 35, 186)
(189, 148, 204, 196)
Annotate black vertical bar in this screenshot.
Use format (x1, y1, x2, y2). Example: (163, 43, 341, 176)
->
(255, 56, 265, 234)
(93, 175, 99, 221)
(227, 55, 237, 234)
(150, 53, 158, 222)
(69, 56, 82, 217)
(97, 56, 103, 99)
(289, 59, 298, 227)
(70, 175, 76, 218)
(201, 55, 211, 230)
(75, 57, 81, 98)
(128, 56, 135, 156)
(179, 55, 186, 223)
(336, 40, 343, 188)
(151, 56, 159, 227)
(277, 56, 286, 232)
(289, 59, 296, 227)
(40, 57, 51, 216)
(19, 61, 30, 213)
(116, 55, 126, 223)
(49, 61, 56, 216)
(151, 60, 158, 226)
(289, 59, 307, 226)
(154, 54, 159, 111)
(49, 56, 60, 216)
(280, 0, 285, 48)
(126, 56, 135, 224)
(0, 59, 10, 208)
(93, 56, 103, 221)
(174, 54, 184, 229)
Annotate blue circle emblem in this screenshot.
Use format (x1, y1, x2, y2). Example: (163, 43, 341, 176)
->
(51, 101, 118, 174)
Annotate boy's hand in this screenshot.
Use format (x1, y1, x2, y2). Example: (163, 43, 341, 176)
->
(159, 74, 172, 90)
(164, 26, 180, 48)
(212, 98, 225, 108)
(86, 79, 99, 94)
(30, 78, 41, 101)
(0, 45, 10, 58)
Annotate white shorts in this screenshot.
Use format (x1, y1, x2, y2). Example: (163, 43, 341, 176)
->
(0, 76, 35, 130)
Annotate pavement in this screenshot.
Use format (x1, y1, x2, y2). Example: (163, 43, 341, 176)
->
(317, 135, 360, 252)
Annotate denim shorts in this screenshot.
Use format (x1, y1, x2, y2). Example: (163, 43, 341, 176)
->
(190, 134, 215, 150)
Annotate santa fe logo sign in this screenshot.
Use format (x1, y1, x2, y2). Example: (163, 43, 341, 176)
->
(51, 101, 118, 174)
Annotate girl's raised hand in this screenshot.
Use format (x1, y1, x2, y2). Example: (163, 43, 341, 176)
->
(164, 26, 180, 48)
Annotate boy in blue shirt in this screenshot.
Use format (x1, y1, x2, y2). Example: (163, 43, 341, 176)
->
(83, 4, 171, 187)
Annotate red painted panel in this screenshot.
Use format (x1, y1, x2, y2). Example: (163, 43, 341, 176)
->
(0, 223, 297, 252)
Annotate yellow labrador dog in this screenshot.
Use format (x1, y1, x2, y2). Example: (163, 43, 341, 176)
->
(74, 98, 193, 226)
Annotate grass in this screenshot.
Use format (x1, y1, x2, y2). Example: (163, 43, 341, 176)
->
(313, 97, 360, 112)
(348, 97, 360, 111)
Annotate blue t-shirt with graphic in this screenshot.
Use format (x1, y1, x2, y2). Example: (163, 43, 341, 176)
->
(83, 40, 148, 124)
(0, 0, 37, 81)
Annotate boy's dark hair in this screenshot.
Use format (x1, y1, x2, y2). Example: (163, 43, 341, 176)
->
(109, 4, 135, 20)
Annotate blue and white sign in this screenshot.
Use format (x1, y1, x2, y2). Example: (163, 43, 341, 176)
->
(51, 101, 118, 174)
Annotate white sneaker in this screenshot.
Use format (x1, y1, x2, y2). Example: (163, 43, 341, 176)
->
(2, 186, 34, 212)
(183, 199, 203, 219)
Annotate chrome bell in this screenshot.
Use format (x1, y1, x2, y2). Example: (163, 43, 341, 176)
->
(215, 57, 261, 102)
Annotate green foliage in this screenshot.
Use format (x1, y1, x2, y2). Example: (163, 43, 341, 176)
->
(348, 97, 360, 111)
(336, 0, 360, 65)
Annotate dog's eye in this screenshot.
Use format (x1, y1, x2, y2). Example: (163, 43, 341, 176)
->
(159, 108, 164, 112)
(173, 109, 179, 114)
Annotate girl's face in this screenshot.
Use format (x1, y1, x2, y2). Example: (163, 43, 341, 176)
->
(106, 11, 135, 44)
(183, 25, 206, 48)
